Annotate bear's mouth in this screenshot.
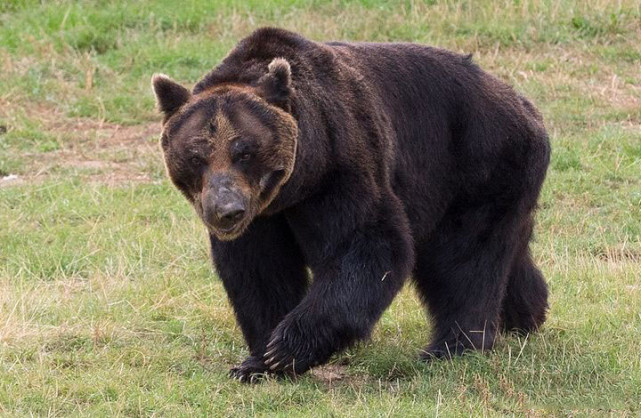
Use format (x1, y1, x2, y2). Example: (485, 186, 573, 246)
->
(203, 209, 253, 241)
(207, 221, 248, 241)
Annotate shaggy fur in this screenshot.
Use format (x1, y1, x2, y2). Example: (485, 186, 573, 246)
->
(152, 27, 551, 382)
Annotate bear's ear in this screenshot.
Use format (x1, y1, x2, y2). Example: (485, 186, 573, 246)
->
(256, 58, 293, 112)
(151, 74, 191, 120)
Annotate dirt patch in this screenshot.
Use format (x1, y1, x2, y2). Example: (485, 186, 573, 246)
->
(1, 99, 165, 186)
(44, 120, 163, 185)
(310, 364, 348, 384)
(50, 118, 160, 149)
(30, 123, 162, 186)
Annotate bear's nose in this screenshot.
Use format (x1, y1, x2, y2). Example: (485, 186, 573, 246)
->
(215, 201, 245, 224)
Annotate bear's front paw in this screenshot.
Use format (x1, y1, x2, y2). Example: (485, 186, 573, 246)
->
(263, 319, 327, 376)
(229, 355, 271, 383)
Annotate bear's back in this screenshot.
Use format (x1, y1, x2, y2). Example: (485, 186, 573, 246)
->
(193, 28, 549, 236)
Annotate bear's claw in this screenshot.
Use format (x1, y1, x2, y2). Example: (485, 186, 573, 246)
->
(229, 355, 271, 384)
(262, 319, 317, 375)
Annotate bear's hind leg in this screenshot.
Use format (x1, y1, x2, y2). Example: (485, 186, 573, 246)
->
(501, 249, 548, 334)
(413, 204, 524, 360)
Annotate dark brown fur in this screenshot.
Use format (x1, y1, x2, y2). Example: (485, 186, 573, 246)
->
(152, 27, 550, 382)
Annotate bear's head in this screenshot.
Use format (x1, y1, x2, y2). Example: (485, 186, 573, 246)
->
(152, 58, 297, 241)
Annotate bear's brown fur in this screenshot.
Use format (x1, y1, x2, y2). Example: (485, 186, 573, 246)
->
(153, 27, 550, 382)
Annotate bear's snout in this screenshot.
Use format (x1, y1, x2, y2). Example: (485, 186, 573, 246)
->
(214, 199, 245, 226)
(202, 176, 249, 236)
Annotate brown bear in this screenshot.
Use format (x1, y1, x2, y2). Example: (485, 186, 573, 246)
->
(152, 27, 550, 382)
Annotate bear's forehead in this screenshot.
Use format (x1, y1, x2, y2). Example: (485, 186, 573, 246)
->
(171, 106, 209, 143)
(167, 93, 274, 148)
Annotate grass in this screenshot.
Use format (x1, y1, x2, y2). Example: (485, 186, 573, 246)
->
(1, 0, 640, 415)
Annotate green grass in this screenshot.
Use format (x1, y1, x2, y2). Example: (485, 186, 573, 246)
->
(1, 0, 640, 416)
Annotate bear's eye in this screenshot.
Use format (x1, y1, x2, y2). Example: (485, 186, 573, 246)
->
(231, 140, 256, 164)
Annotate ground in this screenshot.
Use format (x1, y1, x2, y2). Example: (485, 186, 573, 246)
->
(0, 0, 640, 416)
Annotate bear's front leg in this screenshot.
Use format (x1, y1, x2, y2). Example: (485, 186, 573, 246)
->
(210, 215, 309, 382)
(263, 211, 413, 375)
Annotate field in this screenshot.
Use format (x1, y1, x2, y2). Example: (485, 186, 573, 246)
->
(1, 0, 640, 416)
